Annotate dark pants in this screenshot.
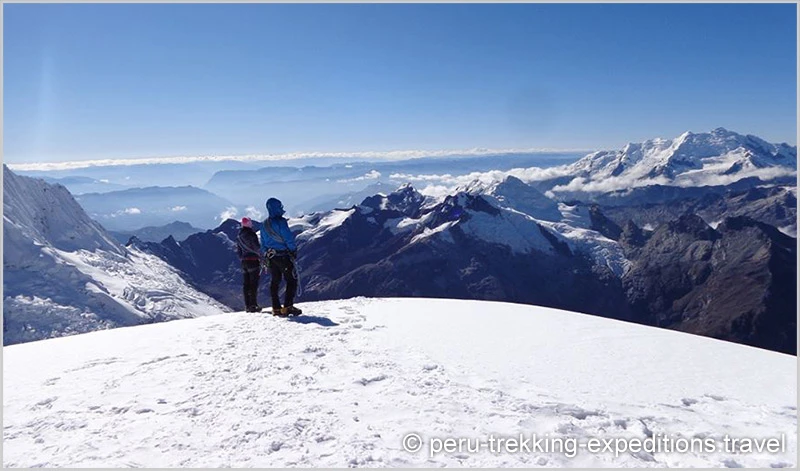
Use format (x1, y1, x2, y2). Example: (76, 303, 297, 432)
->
(268, 255, 297, 309)
(241, 259, 261, 309)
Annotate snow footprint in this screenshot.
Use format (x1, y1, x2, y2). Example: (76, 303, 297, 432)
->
(557, 406, 605, 420)
(704, 394, 726, 401)
(302, 346, 327, 358)
(43, 377, 60, 386)
(356, 374, 388, 386)
(67, 357, 120, 372)
(31, 396, 58, 410)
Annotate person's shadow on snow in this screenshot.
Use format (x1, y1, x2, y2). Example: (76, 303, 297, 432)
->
(287, 315, 339, 327)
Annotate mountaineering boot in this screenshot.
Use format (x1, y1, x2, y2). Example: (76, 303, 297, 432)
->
(250, 305, 262, 313)
(272, 305, 287, 317)
(283, 305, 302, 316)
(249, 287, 261, 313)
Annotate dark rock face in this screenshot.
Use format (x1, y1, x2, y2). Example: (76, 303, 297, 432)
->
(621, 215, 796, 354)
(619, 220, 650, 249)
(299, 216, 630, 322)
(602, 185, 797, 235)
(588, 204, 623, 240)
(308, 189, 630, 318)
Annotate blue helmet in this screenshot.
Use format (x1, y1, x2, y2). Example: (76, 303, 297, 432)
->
(266, 197, 285, 218)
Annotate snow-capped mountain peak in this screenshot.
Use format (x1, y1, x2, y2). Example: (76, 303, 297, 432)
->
(552, 128, 796, 196)
(3, 166, 229, 344)
(3, 165, 123, 260)
(360, 183, 425, 217)
(483, 176, 563, 222)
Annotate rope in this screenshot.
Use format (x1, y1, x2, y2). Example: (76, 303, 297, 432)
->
(260, 248, 303, 299)
(237, 232, 261, 258)
(291, 254, 303, 298)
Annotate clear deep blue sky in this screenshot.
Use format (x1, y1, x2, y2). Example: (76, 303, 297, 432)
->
(3, 3, 797, 163)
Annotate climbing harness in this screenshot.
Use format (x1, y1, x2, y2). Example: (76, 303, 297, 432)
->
(261, 220, 303, 296)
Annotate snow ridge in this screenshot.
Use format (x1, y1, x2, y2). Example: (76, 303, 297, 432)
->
(3, 298, 795, 468)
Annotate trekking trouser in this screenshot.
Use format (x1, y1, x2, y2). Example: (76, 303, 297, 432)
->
(241, 259, 261, 309)
(268, 254, 298, 308)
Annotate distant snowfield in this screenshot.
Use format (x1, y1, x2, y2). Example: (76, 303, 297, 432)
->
(3, 298, 796, 468)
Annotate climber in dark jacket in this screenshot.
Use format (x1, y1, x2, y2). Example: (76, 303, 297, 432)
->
(250, 198, 301, 316)
(236, 217, 263, 312)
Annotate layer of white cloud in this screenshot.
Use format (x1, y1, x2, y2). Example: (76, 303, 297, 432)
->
(7, 148, 588, 172)
(549, 175, 669, 194)
(108, 207, 143, 218)
(390, 160, 797, 201)
(388, 165, 575, 197)
(170, 206, 187, 212)
(390, 165, 573, 187)
(549, 166, 797, 195)
(673, 166, 797, 188)
(337, 170, 382, 183)
(219, 206, 238, 221)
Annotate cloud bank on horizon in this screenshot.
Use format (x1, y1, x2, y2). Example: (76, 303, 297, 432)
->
(6, 147, 588, 172)
(402, 164, 798, 200)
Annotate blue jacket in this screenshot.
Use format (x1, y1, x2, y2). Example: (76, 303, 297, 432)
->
(252, 218, 297, 253)
(252, 198, 297, 253)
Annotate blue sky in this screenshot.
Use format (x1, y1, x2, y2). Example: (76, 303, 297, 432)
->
(3, 3, 797, 163)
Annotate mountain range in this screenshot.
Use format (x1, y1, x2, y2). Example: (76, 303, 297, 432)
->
(109, 221, 204, 244)
(130, 187, 796, 353)
(74, 186, 237, 231)
(534, 127, 796, 199)
(127, 129, 797, 354)
(202, 152, 583, 213)
(4, 129, 796, 354)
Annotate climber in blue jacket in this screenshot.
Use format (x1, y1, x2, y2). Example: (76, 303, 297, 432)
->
(251, 198, 301, 316)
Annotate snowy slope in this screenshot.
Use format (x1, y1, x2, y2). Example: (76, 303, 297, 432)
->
(468, 179, 630, 274)
(482, 175, 563, 221)
(298, 208, 357, 242)
(3, 298, 795, 468)
(3, 165, 229, 344)
(3, 165, 123, 257)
